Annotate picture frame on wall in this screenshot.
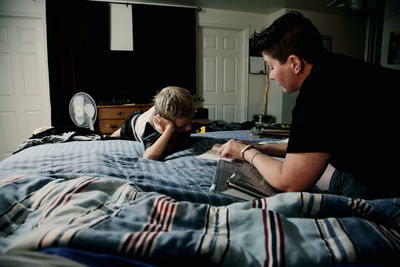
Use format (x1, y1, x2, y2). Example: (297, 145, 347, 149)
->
(388, 31, 400, 64)
(249, 56, 266, 74)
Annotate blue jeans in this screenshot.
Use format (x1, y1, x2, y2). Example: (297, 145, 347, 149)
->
(328, 170, 369, 199)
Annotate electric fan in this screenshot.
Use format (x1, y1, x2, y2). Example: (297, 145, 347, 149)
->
(69, 92, 97, 130)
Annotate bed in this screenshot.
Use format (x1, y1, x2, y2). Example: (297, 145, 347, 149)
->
(0, 130, 399, 266)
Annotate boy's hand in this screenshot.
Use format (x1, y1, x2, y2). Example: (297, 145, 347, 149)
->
(153, 114, 174, 132)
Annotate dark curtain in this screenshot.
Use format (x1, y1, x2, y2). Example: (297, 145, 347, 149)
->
(46, 0, 108, 127)
(46, 0, 196, 127)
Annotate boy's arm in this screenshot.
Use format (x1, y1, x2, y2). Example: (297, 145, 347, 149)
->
(143, 115, 174, 160)
(110, 128, 121, 137)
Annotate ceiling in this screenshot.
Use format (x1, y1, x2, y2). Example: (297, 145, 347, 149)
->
(196, 0, 349, 15)
(96, 0, 385, 16)
(114, 0, 363, 16)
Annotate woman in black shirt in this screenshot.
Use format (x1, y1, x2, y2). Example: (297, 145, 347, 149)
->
(217, 11, 399, 199)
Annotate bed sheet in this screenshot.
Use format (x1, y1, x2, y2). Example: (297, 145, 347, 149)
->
(0, 130, 271, 206)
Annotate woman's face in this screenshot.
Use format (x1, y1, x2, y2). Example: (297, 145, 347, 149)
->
(262, 52, 301, 94)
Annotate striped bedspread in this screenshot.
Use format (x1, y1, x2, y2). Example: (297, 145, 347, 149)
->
(0, 174, 399, 266)
(0, 130, 399, 266)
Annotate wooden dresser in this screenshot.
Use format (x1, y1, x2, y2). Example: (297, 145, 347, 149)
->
(97, 104, 152, 136)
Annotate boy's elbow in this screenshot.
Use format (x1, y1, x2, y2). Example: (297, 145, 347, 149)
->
(144, 155, 161, 161)
(143, 152, 163, 161)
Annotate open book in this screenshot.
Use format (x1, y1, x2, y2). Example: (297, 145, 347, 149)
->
(210, 159, 280, 200)
(197, 144, 234, 161)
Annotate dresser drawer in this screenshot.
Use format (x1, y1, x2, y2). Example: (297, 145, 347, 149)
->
(98, 119, 124, 134)
(98, 106, 141, 119)
(97, 104, 152, 136)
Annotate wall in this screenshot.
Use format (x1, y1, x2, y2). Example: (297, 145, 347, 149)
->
(0, 2, 375, 125)
(199, 8, 369, 123)
(278, 9, 368, 123)
(0, 0, 45, 17)
(381, 0, 400, 70)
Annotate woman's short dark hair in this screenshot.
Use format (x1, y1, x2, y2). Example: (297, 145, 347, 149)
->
(250, 11, 326, 64)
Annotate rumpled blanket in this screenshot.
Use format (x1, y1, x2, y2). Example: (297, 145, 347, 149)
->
(13, 126, 102, 154)
(1, 174, 399, 266)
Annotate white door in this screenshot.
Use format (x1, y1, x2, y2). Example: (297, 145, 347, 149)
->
(0, 16, 51, 160)
(199, 26, 248, 122)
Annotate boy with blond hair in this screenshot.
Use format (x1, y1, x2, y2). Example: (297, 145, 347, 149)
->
(111, 86, 195, 160)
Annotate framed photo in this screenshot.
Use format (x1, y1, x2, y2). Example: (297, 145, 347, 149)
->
(249, 56, 266, 74)
(388, 31, 400, 64)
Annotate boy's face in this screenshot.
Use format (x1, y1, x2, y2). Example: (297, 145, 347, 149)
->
(173, 116, 193, 133)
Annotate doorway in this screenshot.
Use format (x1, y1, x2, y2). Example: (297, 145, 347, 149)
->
(198, 25, 248, 122)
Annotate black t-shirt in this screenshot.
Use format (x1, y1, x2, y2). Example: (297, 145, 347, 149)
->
(141, 122, 191, 151)
(287, 53, 399, 197)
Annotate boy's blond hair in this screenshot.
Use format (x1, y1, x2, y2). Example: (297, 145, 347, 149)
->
(153, 86, 195, 121)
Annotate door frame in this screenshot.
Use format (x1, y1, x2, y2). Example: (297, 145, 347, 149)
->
(197, 22, 250, 122)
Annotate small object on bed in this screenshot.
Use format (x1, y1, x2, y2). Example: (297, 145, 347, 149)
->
(251, 122, 291, 138)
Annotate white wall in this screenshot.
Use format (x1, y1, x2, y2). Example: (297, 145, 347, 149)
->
(199, 8, 369, 123)
(381, 0, 400, 70)
(0, 0, 45, 17)
(278, 9, 368, 123)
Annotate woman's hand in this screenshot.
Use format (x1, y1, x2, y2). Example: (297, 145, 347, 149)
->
(216, 139, 248, 159)
(153, 114, 174, 132)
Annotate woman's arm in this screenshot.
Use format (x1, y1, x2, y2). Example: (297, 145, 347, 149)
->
(248, 149, 330, 191)
(217, 140, 330, 192)
(221, 140, 287, 158)
(253, 143, 287, 157)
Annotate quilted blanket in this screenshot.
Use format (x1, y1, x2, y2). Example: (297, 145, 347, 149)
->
(0, 174, 399, 266)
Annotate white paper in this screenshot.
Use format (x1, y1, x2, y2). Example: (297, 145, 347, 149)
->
(110, 4, 134, 51)
(250, 56, 266, 74)
(197, 149, 234, 162)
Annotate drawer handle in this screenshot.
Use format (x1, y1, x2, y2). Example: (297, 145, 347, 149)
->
(117, 111, 125, 116)
(111, 124, 119, 130)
